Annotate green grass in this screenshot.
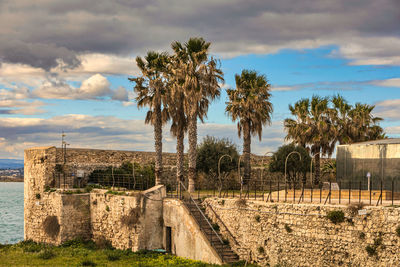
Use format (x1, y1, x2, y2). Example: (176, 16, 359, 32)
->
(0, 240, 256, 267)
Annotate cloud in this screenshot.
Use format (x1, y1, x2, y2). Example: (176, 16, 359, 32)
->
(371, 78, 400, 87)
(1, 0, 400, 72)
(374, 99, 400, 121)
(0, 114, 286, 158)
(271, 86, 296, 91)
(31, 73, 129, 100)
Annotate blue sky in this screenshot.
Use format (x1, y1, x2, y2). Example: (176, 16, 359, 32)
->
(1, 0, 400, 158)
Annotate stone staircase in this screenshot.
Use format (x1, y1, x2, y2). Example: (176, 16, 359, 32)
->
(183, 199, 239, 264)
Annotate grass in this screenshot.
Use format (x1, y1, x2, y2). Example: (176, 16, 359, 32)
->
(0, 240, 256, 267)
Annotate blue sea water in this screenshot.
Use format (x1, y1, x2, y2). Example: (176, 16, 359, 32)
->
(0, 182, 24, 244)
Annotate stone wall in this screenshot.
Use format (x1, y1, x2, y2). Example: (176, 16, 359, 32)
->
(163, 198, 223, 265)
(204, 198, 400, 267)
(90, 186, 165, 250)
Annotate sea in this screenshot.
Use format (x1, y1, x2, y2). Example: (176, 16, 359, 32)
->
(0, 182, 24, 244)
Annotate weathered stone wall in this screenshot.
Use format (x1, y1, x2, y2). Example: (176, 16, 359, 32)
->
(90, 185, 165, 250)
(204, 198, 400, 267)
(24, 192, 90, 245)
(163, 198, 223, 265)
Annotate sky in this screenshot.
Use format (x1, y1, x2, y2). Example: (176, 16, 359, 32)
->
(1, 0, 400, 159)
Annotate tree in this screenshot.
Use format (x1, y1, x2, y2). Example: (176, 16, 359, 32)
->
(171, 37, 224, 192)
(284, 96, 336, 185)
(226, 70, 273, 184)
(269, 144, 311, 188)
(129, 52, 169, 185)
(332, 95, 385, 144)
(196, 136, 239, 177)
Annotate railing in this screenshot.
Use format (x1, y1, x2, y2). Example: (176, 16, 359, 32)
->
(55, 172, 155, 191)
(166, 178, 400, 206)
(178, 181, 225, 245)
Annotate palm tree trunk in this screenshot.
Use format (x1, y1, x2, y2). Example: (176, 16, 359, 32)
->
(188, 113, 197, 193)
(176, 125, 185, 194)
(314, 151, 321, 185)
(154, 104, 162, 185)
(243, 120, 251, 183)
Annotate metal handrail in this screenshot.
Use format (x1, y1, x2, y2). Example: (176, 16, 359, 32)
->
(205, 202, 239, 246)
(179, 181, 224, 244)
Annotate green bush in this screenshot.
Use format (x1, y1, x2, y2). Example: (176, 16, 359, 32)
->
(255, 215, 261, 222)
(211, 223, 220, 231)
(80, 259, 97, 266)
(106, 250, 121, 261)
(257, 246, 265, 254)
(18, 240, 44, 253)
(326, 210, 345, 224)
(359, 232, 366, 240)
(37, 249, 55, 260)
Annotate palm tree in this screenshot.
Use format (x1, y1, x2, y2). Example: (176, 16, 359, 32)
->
(129, 51, 169, 185)
(171, 37, 224, 192)
(284, 96, 336, 184)
(226, 70, 273, 184)
(332, 95, 385, 144)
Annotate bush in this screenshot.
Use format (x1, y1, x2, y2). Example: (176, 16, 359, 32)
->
(284, 224, 293, 233)
(255, 215, 261, 222)
(347, 202, 365, 217)
(326, 210, 345, 224)
(37, 249, 55, 260)
(80, 259, 97, 266)
(257, 246, 265, 254)
(396, 225, 400, 237)
(106, 250, 122, 261)
(359, 232, 366, 240)
(18, 240, 43, 253)
(61, 237, 96, 250)
(211, 223, 220, 231)
(365, 245, 376, 256)
(235, 198, 247, 208)
(94, 237, 113, 250)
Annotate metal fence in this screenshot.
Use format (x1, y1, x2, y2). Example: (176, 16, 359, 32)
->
(166, 177, 400, 206)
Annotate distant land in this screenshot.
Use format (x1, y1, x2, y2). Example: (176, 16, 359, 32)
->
(0, 159, 24, 169)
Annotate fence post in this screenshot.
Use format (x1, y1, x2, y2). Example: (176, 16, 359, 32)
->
(339, 181, 341, 204)
(278, 180, 280, 202)
(285, 181, 287, 202)
(319, 182, 322, 203)
(329, 181, 332, 204)
(293, 182, 296, 203)
(359, 181, 361, 203)
(369, 179, 372, 205)
(255, 180, 257, 200)
(392, 179, 394, 206)
(349, 181, 351, 204)
(311, 183, 313, 203)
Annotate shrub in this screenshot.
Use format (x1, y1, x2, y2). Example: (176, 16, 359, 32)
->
(62, 237, 96, 250)
(35, 193, 41, 199)
(211, 223, 220, 231)
(80, 259, 97, 266)
(255, 215, 261, 222)
(365, 245, 376, 256)
(121, 207, 141, 227)
(284, 224, 293, 233)
(105, 205, 110, 212)
(235, 198, 247, 208)
(37, 249, 55, 260)
(106, 250, 121, 261)
(326, 210, 345, 224)
(94, 237, 113, 250)
(374, 237, 383, 247)
(257, 246, 265, 254)
(347, 202, 365, 217)
(19, 240, 43, 253)
(43, 216, 60, 238)
(396, 225, 400, 237)
(359, 232, 366, 240)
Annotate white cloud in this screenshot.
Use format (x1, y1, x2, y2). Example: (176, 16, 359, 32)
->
(0, 114, 286, 158)
(374, 99, 400, 121)
(371, 78, 400, 88)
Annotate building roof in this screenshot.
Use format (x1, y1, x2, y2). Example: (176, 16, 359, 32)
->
(338, 138, 400, 146)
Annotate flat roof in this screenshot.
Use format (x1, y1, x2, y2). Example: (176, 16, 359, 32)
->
(338, 138, 400, 146)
